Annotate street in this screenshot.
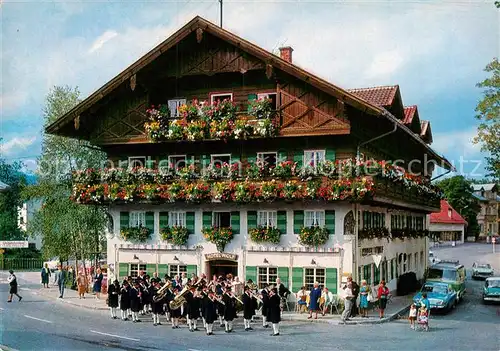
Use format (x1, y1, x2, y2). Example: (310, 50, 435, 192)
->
(1, 243, 499, 351)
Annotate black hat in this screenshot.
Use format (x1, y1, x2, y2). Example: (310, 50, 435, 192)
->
(8, 270, 14, 274)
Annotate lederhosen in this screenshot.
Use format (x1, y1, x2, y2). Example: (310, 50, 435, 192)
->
(222, 293, 236, 321)
(243, 292, 256, 320)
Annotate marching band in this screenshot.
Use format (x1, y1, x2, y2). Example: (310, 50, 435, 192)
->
(109, 272, 284, 336)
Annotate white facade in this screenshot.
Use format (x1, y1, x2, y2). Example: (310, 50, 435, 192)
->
(17, 200, 42, 250)
(106, 202, 428, 294)
(428, 222, 465, 247)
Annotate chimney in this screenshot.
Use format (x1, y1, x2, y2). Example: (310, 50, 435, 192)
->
(279, 46, 293, 63)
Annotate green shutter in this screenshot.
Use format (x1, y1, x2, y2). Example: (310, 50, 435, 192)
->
(145, 264, 154, 276)
(157, 264, 169, 279)
(231, 211, 240, 234)
(201, 154, 209, 169)
(391, 259, 394, 280)
(292, 267, 303, 291)
(187, 265, 197, 276)
(120, 212, 130, 229)
(231, 154, 240, 164)
(145, 212, 155, 232)
(119, 263, 129, 280)
(246, 266, 257, 283)
(248, 93, 257, 101)
(246, 153, 256, 165)
(278, 151, 288, 163)
(293, 210, 304, 234)
(202, 211, 212, 229)
(325, 210, 335, 235)
(325, 148, 336, 162)
(277, 211, 287, 234)
(247, 211, 257, 230)
(186, 212, 195, 234)
(374, 265, 380, 285)
(159, 212, 169, 229)
(277, 267, 289, 287)
(293, 150, 303, 169)
(326, 268, 338, 294)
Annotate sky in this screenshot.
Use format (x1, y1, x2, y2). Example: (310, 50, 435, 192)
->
(0, 0, 498, 178)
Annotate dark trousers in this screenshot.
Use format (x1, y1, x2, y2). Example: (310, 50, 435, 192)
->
(350, 295, 358, 316)
(58, 282, 65, 297)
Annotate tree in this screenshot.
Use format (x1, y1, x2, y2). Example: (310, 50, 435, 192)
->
(474, 58, 500, 180)
(0, 146, 26, 241)
(23, 86, 107, 266)
(435, 176, 481, 238)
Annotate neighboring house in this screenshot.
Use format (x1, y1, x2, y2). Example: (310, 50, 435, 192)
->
(0, 180, 9, 193)
(429, 200, 467, 246)
(472, 184, 499, 240)
(17, 199, 43, 250)
(44, 16, 453, 293)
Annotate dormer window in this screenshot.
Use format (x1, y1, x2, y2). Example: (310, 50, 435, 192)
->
(211, 93, 233, 104)
(448, 209, 452, 218)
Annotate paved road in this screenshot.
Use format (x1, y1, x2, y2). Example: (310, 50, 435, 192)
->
(1, 244, 499, 350)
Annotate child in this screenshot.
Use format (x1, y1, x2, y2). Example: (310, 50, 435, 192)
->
(170, 287, 181, 329)
(408, 303, 417, 329)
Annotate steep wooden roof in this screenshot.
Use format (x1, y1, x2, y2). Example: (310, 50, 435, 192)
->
(45, 16, 452, 170)
(403, 105, 417, 124)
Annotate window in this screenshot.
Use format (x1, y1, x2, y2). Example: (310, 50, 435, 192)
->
(304, 150, 325, 168)
(420, 251, 424, 268)
(363, 264, 372, 285)
(211, 93, 233, 104)
(257, 92, 277, 109)
(211, 154, 231, 166)
(129, 211, 146, 228)
(169, 265, 187, 277)
(304, 268, 325, 291)
(167, 98, 187, 118)
(130, 263, 146, 278)
(168, 155, 187, 170)
(304, 210, 325, 227)
(408, 253, 412, 271)
(257, 152, 277, 167)
(258, 267, 278, 289)
(257, 211, 277, 228)
(213, 212, 231, 227)
(169, 212, 186, 227)
(128, 156, 146, 169)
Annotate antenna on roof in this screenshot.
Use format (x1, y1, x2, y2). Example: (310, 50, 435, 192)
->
(219, 0, 223, 28)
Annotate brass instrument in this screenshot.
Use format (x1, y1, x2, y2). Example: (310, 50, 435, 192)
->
(152, 280, 171, 303)
(169, 279, 204, 310)
(226, 292, 244, 305)
(250, 291, 263, 304)
(215, 295, 225, 305)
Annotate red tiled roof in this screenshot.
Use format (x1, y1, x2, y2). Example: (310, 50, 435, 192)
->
(430, 200, 467, 225)
(403, 105, 417, 124)
(347, 85, 398, 107)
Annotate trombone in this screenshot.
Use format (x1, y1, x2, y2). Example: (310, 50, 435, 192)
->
(226, 292, 244, 305)
(250, 291, 263, 304)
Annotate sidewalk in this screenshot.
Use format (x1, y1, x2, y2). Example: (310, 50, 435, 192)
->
(5, 271, 412, 323)
(7, 271, 109, 311)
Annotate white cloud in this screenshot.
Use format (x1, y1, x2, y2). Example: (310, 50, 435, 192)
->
(366, 49, 405, 79)
(88, 30, 118, 54)
(432, 129, 482, 159)
(0, 136, 37, 156)
(0, 91, 27, 114)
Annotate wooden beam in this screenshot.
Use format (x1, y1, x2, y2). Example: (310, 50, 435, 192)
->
(196, 28, 204, 43)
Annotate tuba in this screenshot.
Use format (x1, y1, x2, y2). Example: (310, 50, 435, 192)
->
(169, 279, 204, 310)
(153, 280, 171, 303)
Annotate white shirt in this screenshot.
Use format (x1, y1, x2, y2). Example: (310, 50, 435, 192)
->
(181, 277, 188, 286)
(343, 287, 353, 300)
(8, 274, 15, 284)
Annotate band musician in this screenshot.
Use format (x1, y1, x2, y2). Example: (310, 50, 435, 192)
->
(275, 278, 291, 311)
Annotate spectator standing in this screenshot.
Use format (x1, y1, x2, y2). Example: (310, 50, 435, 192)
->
(77, 271, 88, 299)
(348, 276, 360, 317)
(55, 265, 66, 298)
(41, 264, 51, 288)
(93, 268, 104, 299)
(359, 280, 370, 317)
(377, 280, 390, 319)
(307, 282, 322, 319)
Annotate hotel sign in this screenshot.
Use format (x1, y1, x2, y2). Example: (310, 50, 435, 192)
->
(205, 253, 238, 261)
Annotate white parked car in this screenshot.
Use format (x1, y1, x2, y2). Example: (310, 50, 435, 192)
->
(472, 263, 494, 280)
(43, 258, 59, 272)
(429, 251, 441, 265)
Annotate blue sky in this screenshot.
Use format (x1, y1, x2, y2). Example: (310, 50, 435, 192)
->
(0, 0, 498, 178)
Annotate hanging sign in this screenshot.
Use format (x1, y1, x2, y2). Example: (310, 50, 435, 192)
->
(205, 253, 238, 261)
(372, 254, 383, 268)
(0, 241, 29, 248)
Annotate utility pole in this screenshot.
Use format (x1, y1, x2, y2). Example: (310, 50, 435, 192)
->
(219, 0, 223, 28)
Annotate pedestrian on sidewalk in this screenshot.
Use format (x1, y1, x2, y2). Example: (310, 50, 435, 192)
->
(359, 280, 370, 318)
(77, 271, 88, 299)
(41, 264, 51, 288)
(341, 282, 354, 324)
(55, 265, 66, 298)
(408, 303, 417, 329)
(377, 280, 390, 319)
(7, 270, 22, 303)
(93, 268, 103, 300)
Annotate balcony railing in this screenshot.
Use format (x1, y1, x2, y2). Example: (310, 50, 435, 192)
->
(71, 159, 442, 207)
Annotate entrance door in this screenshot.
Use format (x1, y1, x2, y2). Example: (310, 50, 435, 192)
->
(208, 260, 238, 279)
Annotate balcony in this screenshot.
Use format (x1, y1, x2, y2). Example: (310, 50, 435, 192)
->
(71, 159, 442, 207)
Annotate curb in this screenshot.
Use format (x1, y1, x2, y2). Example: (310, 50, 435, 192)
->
(344, 304, 411, 325)
(36, 291, 109, 311)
